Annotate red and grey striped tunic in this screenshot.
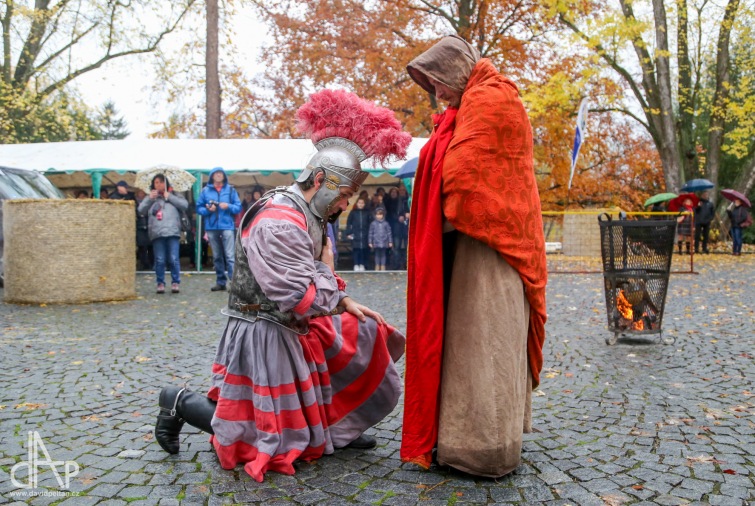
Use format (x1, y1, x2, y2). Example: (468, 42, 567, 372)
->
(206, 190, 405, 482)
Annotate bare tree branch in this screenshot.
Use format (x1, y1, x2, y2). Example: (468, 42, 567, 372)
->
(590, 107, 651, 131)
(38, 0, 197, 99)
(557, 13, 656, 142)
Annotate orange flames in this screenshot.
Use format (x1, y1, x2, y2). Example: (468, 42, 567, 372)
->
(618, 290, 646, 330)
(617, 290, 633, 320)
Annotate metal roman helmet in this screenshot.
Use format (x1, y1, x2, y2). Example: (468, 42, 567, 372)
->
(296, 137, 370, 221)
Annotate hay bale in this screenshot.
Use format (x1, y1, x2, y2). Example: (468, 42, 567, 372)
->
(3, 199, 136, 304)
(562, 209, 624, 257)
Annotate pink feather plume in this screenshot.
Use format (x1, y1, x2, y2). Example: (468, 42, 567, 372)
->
(295, 89, 411, 166)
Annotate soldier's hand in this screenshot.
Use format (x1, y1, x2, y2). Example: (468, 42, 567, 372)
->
(341, 297, 386, 325)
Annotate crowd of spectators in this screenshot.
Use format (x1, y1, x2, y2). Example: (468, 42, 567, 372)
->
(345, 185, 410, 271)
(71, 182, 411, 272)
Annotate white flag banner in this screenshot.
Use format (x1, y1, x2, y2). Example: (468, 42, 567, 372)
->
(568, 98, 589, 190)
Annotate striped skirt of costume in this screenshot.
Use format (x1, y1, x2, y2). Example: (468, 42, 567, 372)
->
(207, 313, 405, 482)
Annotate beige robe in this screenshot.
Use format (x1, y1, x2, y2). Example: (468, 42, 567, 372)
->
(437, 233, 532, 477)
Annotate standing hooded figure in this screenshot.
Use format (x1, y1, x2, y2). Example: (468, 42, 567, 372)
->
(401, 35, 548, 477)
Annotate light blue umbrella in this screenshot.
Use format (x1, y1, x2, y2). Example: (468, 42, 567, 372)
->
(680, 178, 714, 192)
(394, 157, 418, 178)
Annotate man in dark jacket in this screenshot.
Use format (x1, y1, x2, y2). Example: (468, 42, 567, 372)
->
(727, 199, 751, 256)
(109, 180, 135, 201)
(197, 168, 242, 291)
(694, 191, 715, 254)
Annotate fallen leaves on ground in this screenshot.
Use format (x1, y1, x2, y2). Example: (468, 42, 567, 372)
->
(687, 454, 723, 465)
(602, 494, 628, 505)
(14, 402, 47, 411)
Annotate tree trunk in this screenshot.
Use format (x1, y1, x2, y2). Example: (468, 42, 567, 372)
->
(676, 0, 697, 179)
(704, 0, 740, 193)
(13, 0, 52, 88)
(651, 0, 683, 192)
(206, 0, 221, 139)
(2, 0, 14, 83)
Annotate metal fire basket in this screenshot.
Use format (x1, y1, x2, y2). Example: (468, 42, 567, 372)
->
(598, 214, 676, 345)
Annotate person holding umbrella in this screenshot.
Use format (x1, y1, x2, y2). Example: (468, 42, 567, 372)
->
(694, 191, 715, 254)
(137, 174, 189, 293)
(668, 193, 698, 255)
(722, 189, 752, 256)
(644, 193, 677, 220)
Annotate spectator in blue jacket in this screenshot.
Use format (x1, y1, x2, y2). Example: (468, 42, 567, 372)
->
(197, 168, 242, 291)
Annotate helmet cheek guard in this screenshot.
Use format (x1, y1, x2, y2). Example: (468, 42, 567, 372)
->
(298, 140, 369, 221)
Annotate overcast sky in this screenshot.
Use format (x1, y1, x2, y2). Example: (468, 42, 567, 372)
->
(74, 5, 267, 139)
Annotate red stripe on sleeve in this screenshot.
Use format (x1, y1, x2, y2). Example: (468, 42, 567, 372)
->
(293, 283, 316, 315)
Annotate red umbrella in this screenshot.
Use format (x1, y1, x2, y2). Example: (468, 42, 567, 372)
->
(667, 193, 699, 212)
(720, 189, 752, 208)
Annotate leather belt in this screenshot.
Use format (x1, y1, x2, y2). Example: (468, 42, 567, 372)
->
(234, 303, 273, 312)
(234, 302, 346, 318)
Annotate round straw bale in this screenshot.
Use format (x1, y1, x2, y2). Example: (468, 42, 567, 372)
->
(3, 199, 136, 304)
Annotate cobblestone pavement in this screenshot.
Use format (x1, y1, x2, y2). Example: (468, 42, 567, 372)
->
(1, 255, 753, 505)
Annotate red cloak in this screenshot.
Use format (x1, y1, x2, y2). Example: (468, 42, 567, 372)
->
(401, 59, 547, 468)
(401, 108, 457, 468)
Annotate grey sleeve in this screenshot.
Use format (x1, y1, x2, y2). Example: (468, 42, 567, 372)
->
(138, 197, 153, 214)
(245, 220, 340, 315)
(167, 193, 189, 211)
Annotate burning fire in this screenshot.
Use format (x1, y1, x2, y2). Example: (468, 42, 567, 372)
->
(618, 290, 647, 331)
(617, 290, 633, 320)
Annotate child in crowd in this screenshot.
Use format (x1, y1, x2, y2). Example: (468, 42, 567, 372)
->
(369, 208, 393, 271)
(346, 198, 372, 271)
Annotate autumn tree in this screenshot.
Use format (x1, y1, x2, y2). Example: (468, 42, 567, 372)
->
(0, 0, 197, 143)
(244, 0, 552, 136)
(526, 55, 664, 209)
(544, 0, 755, 200)
(238, 0, 663, 209)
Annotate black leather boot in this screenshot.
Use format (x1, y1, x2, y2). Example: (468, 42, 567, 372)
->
(346, 433, 377, 449)
(155, 387, 216, 454)
(155, 386, 185, 454)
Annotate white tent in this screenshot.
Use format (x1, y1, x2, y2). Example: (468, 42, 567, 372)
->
(0, 138, 426, 192)
(0, 138, 425, 270)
